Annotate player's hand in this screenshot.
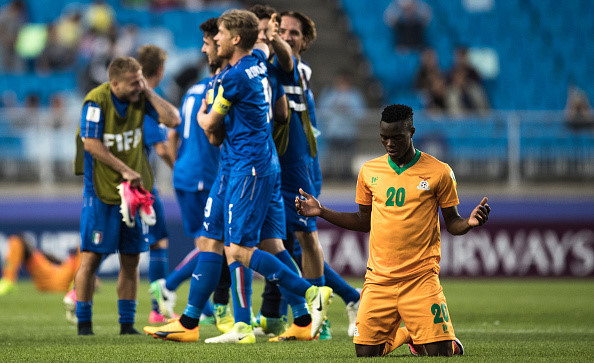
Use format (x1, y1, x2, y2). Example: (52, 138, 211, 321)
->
(468, 197, 490, 227)
(122, 169, 142, 188)
(267, 13, 279, 42)
(139, 76, 148, 94)
(197, 98, 208, 129)
(295, 188, 322, 217)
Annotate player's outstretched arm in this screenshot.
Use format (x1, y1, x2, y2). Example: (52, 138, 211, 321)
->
(141, 77, 181, 128)
(83, 138, 142, 187)
(296, 188, 371, 232)
(441, 197, 490, 235)
(268, 14, 294, 73)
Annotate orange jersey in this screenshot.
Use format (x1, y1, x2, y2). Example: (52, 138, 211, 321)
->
(355, 150, 459, 282)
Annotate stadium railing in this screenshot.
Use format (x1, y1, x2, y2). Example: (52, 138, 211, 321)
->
(1, 108, 593, 192)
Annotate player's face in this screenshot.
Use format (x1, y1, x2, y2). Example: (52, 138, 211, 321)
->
(112, 70, 144, 102)
(258, 18, 270, 44)
(214, 23, 235, 59)
(279, 15, 304, 55)
(202, 35, 219, 66)
(380, 120, 415, 162)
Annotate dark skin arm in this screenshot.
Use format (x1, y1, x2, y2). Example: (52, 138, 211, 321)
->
(295, 188, 371, 232)
(441, 197, 490, 235)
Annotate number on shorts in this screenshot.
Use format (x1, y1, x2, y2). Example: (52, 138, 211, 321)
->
(228, 204, 233, 224)
(431, 303, 450, 324)
(204, 197, 212, 218)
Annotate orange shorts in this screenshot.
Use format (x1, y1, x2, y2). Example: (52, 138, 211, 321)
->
(353, 270, 456, 346)
(25, 251, 80, 292)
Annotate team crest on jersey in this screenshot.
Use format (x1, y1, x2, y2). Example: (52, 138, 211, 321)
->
(92, 231, 102, 245)
(416, 176, 431, 191)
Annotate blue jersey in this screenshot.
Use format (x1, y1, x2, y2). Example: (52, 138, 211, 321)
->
(143, 113, 168, 157)
(173, 78, 221, 192)
(212, 49, 279, 177)
(271, 56, 318, 167)
(80, 93, 158, 196)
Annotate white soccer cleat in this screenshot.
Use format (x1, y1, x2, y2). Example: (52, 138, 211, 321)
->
(63, 289, 77, 324)
(149, 278, 177, 318)
(306, 286, 333, 338)
(204, 322, 255, 344)
(346, 288, 361, 337)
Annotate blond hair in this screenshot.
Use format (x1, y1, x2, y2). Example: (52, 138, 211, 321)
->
(107, 56, 142, 81)
(218, 9, 259, 50)
(137, 45, 167, 78)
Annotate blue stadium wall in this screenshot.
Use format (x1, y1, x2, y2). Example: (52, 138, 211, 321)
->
(0, 196, 593, 277)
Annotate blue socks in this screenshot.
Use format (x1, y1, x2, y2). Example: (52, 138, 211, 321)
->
(118, 299, 137, 324)
(149, 248, 168, 312)
(324, 261, 360, 304)
(229, 261, 253, 325)
(76, 300, 93, 323)
(166, 248, 200, 291)
(184, 252, 223, 320)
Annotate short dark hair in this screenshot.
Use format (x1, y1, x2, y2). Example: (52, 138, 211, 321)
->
(381, 104, 414, 126)
(200, 17, 219, 38)
(280, 10, 316, 51)
(250, 4, 277, 20)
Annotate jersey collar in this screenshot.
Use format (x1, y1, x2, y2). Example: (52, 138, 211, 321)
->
(387, 149, 421, 175)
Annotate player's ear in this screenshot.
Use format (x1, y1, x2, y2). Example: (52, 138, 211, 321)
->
(232, 33, 241, 46)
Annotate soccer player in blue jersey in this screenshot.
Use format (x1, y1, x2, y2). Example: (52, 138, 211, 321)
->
(74, 56, 180, 336)
(136, 44, 184, 324)
(143, 9, 332, 344)
(149, 18, 231, 330)
(264, 10, 363, 338)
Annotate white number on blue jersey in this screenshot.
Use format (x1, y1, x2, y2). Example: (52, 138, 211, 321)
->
(182, 96, 195, 139)
(261, 78, 272, 123)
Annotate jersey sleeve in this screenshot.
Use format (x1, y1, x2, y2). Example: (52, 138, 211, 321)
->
(252, 48, 267, 62)
(212, 70, 239, 116)
(80, 101, 104, 139)
(436, 163, 459, 208)
(143, 113, 167, 147)
(355, 164, 373, 205)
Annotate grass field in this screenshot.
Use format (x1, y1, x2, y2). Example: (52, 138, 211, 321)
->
(1, 278, 593, 362)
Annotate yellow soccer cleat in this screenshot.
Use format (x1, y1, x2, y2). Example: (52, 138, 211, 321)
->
(214, 303, 235, 333)
(143, 320, 199, 343)
(305, 285, 333, 338)
(269, 323, 315, 341)
(0, 279, 16, 296)
(204, 322, 255, 344)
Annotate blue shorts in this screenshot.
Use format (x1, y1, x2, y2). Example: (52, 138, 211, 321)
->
(260, 173, 286, 241)
(175, 188, 210, 238)
(146, 187, 169, 245)
(281, 161, 318, 234)
(80, 195, 148, 254)
(200, 173, 227, 241)
(224, 172, 281, 247)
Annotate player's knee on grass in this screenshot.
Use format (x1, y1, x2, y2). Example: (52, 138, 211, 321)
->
(424, 340, 454, 356)
(355, 343, 385, 357)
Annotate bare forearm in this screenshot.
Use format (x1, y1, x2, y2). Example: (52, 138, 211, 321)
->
(271, 35, 294, 73)
(446, 217, 473, 235)
(155, 142, 174, 169)
(319, 207, 370, 232)
(84, 139, 133, 176)
(145, 88, 181, 128)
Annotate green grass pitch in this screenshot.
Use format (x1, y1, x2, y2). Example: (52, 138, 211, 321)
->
(1, 278, 593, 362)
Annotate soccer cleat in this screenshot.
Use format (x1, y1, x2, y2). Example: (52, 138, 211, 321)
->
(134, 186, 156, 226)
(257, 315, 288, 336)
(346, 296, 360, 337)
(78, 321, 94, 336)
(269, 323, 314, 341)
(305, 285, 333, 338)
(117, 181, 140, 228)
(144, 320, 199, 342)
(319, 319, 332, 340)
(453, 337, 464, 355)
(204, 322, 256, 344)
(200, 313, 215, 325)
(214, 303, 235, 333)
(149, 278, 177, 318)
(63, 289, 77, 324)
(0, 278, 16, 296)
